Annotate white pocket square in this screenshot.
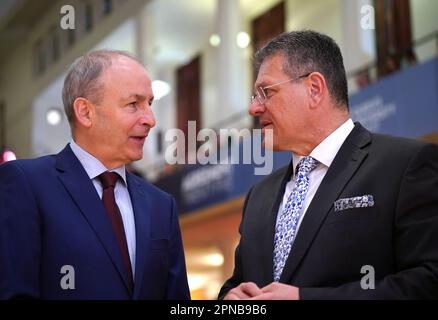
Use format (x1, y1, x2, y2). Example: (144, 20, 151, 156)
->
(334, 195, 374, 212)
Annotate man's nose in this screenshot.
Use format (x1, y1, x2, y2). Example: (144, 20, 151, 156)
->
(140, 107, 156, 128)
(249, 99, 265, 117)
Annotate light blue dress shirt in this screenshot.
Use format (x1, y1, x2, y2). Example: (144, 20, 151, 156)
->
(70, 140, 136, 276)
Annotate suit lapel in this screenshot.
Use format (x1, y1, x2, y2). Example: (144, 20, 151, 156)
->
(126, 174, 151, 299)
(260, 162, 294, 284)
(55, 145, 132, 294)
(280, 123, 371, 283)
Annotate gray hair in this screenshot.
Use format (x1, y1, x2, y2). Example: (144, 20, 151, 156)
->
(254, 30, 349, 109)
(62, 49, 143, 128)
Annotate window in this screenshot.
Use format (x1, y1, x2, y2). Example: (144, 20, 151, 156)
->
(49, 26, 60, 62)
(67, 29, 75, 47)
(33, 39, 46, 76)
(177, 55, 202, 156)
(101, 0, 112, 15)
(85, 3, 93, 32)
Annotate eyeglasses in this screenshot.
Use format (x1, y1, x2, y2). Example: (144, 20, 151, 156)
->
(250, 73, 311, 105)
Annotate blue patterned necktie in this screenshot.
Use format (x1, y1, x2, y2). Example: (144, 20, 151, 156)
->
(273, 156, 319, 282)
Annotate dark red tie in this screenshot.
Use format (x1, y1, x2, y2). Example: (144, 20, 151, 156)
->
(98, 172, 133, 291)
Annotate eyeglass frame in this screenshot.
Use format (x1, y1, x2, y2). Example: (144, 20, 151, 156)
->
(250, 72, 311, 105)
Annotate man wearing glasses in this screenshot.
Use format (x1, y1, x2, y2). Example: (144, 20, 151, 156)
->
(219, 30, 438, 299)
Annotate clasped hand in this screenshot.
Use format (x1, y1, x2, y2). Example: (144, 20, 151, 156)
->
(224, 282, 299, 300)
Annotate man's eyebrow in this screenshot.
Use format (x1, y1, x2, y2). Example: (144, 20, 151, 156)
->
(125, 94, 147, 101)
(124, 94, 154, 104)
(122, 94, 154, 105)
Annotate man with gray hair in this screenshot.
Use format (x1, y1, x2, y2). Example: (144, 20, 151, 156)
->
(0, 50, 190, 299)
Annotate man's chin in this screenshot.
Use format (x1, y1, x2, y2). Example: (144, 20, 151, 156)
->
(262, 128, 275, 150)
(128, 151, 143, 163)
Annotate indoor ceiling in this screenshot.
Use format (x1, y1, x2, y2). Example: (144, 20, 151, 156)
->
(145, 0, 283, 69)
(0, 0, 53, 61)
(0, 0, 283, 68)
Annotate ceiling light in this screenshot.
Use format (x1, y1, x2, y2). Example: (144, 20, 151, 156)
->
(46, 108, 62, 126)
(152, 80, 171, 101)
(209, 34, 221, 47)
(237, 32, 250, 48)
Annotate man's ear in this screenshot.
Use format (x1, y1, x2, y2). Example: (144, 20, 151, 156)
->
(307, 72, 326, 108)
(73, 97, 95, 128)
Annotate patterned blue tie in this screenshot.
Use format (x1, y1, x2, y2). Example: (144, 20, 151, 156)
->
(273, 156, 319, 282)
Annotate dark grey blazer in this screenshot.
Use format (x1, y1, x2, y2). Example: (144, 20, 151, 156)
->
(219, 123, 438, 299)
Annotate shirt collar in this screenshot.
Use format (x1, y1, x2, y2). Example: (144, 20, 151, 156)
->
(292, 118, 355, 173)
(69, 140, 127, 185)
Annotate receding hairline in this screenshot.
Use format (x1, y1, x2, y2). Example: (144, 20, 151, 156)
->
(88, 49, 143, 65)
(80, 50, 147, 87)
(62, 49, 147, 130)
(92, 51, 147, 80)
(98, 55, 152, 100)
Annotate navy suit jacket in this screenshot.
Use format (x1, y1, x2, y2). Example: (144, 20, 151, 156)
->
(0, 145, 190, 300)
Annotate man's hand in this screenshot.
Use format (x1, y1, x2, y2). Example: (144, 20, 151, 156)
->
(224, 282, 300, 300)
(249, 282, 299, 300)
(223, 282, 263, 300)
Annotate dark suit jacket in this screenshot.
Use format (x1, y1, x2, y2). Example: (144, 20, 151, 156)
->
(219, 123, 438, 299)
(0, 145, 190, 300)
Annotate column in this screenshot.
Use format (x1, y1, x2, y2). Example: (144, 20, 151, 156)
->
(341, 0, 376, 92)
(216, 0, 247, 128)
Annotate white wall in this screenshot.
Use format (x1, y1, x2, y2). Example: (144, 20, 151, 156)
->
(410, 0, 438, 62)
(286, 0, 378, 95)
(32, 73, 70, 157)
(286, 0, 343, 50)
(93, 19, 136, 52)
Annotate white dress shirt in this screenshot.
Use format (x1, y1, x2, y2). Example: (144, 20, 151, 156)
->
(70, 140, 136, 276)
(276, 119, 355, 233)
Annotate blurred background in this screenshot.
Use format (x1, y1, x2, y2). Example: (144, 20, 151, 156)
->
(0, 0, 437, 299)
